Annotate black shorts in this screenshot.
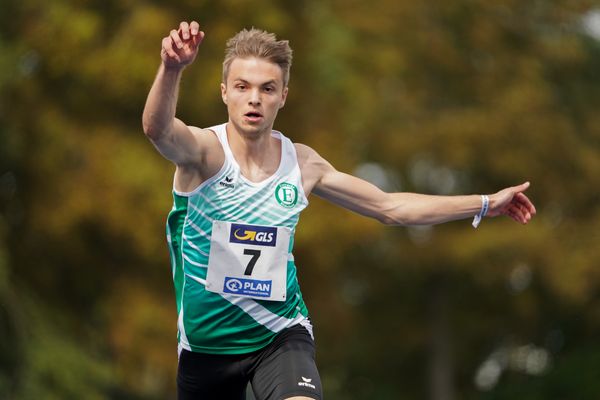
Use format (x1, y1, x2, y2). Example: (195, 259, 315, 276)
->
(177, 324, 322, 400)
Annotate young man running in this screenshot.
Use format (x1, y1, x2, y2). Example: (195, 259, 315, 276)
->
(142, 21, 536, 400)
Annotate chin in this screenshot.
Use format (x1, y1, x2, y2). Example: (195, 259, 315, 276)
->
(231, 119, 270, 137)
(244, 122, 269, 133)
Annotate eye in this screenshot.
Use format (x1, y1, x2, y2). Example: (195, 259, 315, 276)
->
(264, 86, 274, 93)
(236, 84, 246, 90)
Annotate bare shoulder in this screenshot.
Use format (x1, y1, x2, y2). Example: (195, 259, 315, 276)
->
(150, 120, 221, 167)
(172, 125, 225, 192)
(293, 143, 330, 168)
(293, 142, 317, 163)
(293, 142, 335, 195)
(169, 125, 221, 166)
(188, 125, 221, 150)
(186, 125, 224, 170)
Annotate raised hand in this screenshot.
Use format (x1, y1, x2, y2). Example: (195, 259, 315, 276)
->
(161, 21, 205, 70)
(487, 182, 537, 224)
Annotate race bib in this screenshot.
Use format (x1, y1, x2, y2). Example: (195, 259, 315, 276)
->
(205, 221, 291, 302)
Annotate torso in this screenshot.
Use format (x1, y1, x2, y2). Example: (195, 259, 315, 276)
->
(167, 122, 311, 354)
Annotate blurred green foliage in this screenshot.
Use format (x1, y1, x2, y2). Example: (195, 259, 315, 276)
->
(1, 0, 599, 399)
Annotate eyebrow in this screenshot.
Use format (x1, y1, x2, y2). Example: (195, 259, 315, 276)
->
(232, 78, 279, 87)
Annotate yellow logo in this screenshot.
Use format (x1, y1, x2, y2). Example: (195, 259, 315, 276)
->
(234, 229, 256, 241)
(230, 224, 276, 245)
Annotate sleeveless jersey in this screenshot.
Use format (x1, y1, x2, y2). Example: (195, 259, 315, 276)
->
(166, 123, 311, 354)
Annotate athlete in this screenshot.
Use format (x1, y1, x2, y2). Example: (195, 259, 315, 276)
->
(142, 21, 536, 400)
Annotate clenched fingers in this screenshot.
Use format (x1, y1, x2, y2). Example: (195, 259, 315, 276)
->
(162, 36, 180, 61)
(170, 29, 184, 49)
(515, 192, 536, 216)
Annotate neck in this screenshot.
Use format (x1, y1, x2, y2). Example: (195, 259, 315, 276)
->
(225, 122, 281, 181)
(227, 120, 273, 151)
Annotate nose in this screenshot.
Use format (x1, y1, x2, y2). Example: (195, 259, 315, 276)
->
(248, 88, 261, 105)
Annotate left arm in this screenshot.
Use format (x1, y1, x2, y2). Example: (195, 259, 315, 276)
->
(299, 145, 536, 226)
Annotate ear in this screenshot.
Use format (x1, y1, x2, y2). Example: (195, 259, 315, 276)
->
(279, 87, 288, 109)
(221, 82, 227, 105)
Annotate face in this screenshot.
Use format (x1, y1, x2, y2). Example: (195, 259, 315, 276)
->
(221, 57, 288, 137)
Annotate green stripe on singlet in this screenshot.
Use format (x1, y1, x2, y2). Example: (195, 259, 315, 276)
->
(166, 193, 188, 315)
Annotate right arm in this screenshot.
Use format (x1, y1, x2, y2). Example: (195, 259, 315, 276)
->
(142, 21, 209, 165)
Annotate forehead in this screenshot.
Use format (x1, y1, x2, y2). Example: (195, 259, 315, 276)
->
(227, 57, 284, 85)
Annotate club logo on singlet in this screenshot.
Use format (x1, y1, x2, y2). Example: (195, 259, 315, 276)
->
(275, 182, 298, 208)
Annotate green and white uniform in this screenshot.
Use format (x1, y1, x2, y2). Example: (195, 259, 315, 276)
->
(166, 123, 311, 355)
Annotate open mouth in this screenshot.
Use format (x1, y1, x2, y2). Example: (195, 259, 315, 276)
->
(244, 111, 263, 118)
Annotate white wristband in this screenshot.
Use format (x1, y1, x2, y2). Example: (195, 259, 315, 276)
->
(472, 195, 489, 228)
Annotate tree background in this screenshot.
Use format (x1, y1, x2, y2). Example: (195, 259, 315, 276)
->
(1, 0, 599, 399)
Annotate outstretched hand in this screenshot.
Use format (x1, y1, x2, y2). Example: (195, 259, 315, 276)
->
(487, 182, 537, 224)
(161, 21, 204, 69)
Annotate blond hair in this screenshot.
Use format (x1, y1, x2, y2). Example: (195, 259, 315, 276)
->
(223, 28, 293, 87)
